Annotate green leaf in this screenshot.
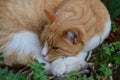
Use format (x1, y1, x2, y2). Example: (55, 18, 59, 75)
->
(0, 52, 4, 61)
(102, 0, 120, 19)
(0, 57, 4, 61)
(112, 41, 120, 50)
(111, 21, 118, 32)
(29, 59, 49, 80)
(96, 75, 101, 80)
(99, 64, 112, 77)
(40, 63, 46, 66)
(114, 54, 120, 64)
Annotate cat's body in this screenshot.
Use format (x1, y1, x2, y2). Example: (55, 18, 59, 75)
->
(0, 0, 111, 77)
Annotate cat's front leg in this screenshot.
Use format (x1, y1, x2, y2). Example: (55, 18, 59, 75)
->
(50, 51, 88, 77)
(63, 51, 88, 74)
(51, 58, 66, 77)
(50, 58, 87, 77)
(63, 57, 88, 73)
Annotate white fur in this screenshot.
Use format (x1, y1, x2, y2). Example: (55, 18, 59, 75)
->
(83, 35, 101, 52)
(4, 31, 41, 64)
(51, 58, 66, 77)
(100, 18, 111, 43)
(41, 41, 48, 57)
(64, 51, 88, 73)
(41, 41, 49, 62)
(4, 31, 50, 72)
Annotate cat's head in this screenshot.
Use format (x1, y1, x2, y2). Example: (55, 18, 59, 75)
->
(40, 9, 87, 62)
(41, 28, 85, 62)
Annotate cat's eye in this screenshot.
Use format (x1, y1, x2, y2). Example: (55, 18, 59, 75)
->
(52, 46, 59, 50)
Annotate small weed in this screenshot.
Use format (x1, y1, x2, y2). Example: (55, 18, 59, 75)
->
(0, 58, 48, 80)
(112, 20, 118, 32)
(29, 59, 49, 80)
(0, 67, 28, 80)
(99, 64, 112, 77)
(0, 52, 4, 61)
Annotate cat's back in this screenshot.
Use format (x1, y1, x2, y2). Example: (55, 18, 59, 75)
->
(0, 0, 47, 34)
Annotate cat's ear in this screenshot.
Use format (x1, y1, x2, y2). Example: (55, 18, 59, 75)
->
(44, 9, 56, 23)
(66, 31, 78, 44)
(65, 30, 85, 44)
(45, 0, 63, 23)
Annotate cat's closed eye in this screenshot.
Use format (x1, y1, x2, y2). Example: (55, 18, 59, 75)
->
(52, 46, 59, 50)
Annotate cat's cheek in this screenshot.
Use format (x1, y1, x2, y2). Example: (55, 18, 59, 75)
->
(50, 58, 66, 77)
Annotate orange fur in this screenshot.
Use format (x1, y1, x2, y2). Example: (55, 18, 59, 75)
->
(41, 0, 110, 61)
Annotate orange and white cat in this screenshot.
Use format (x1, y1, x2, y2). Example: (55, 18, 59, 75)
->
(40, 0, 111, 76)
(0, 0, 111, 77)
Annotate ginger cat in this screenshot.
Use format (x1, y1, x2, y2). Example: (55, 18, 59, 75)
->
(40, 0, 111, 76)
(0, 0, 111, 77)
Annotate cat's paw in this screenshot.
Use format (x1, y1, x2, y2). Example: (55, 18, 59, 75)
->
(50, 57, 88, 77)
(51, 58, 66, 77)
(63, 57, 88, 73)
(67, 61, 88, 73)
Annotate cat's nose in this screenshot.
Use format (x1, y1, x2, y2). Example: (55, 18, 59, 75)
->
(41, 48, 48, 57)
(41, 53, 47, 57)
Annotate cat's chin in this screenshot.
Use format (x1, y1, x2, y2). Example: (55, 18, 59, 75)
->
(42, 56, 49, 62)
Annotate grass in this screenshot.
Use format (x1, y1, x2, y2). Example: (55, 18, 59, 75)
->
(0, 0, 120, 80)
